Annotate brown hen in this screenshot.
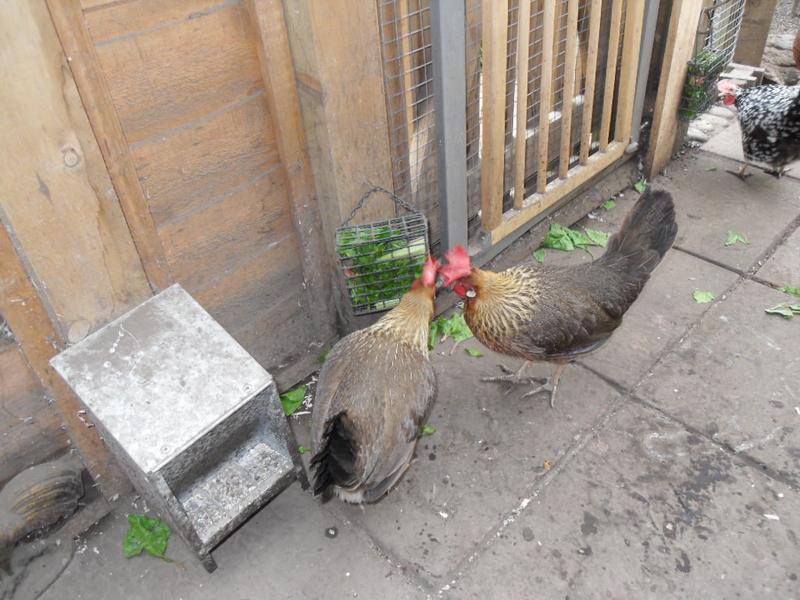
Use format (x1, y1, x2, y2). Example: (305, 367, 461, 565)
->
(310, 257, 439, 503)
(439, 189, 677, 408)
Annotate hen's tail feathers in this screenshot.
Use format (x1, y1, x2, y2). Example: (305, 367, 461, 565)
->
(310, 413, 359, 497)
(599, 188, 678, 278)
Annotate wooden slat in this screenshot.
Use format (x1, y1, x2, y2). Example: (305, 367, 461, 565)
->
(558, 0, 580, 178)
(0, 222, 129, 498)
(645, 0, 705, 175)
(513, 0, 532, 209)
(536, 0, 556, 193)
(598, 0, 624, 151)
(491, 141, 626, 244)
(1, 0, 152, 339)
(246, 0, 337, 338)
(480, 0, 509, 230)
(132, 94, 280, 225)
(579, 0, 603, 163)
(46, 0, 172, 291)
(614, 0, 645, 142)
(89, 0, 263, 145)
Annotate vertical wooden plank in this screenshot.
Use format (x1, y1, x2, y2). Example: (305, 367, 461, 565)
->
(733, 0, 779, 65)
(558, 0, 580, 178)
(246, 0, 336, 337)
(598, 0, 623, 151)
(0, 222, 128, 498)
(46, 0, 173, 292)
(536, 0, 556, 193)
(645, 0, 704, 175)
(614, 0, 645, 142)
(513, 0, 531, 208)
(579, 0, 603, 163)
(480, 0, 509, 230)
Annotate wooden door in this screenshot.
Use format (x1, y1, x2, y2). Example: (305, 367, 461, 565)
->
(47, 0, 336, 387)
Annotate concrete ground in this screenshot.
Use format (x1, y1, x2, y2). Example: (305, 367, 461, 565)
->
(23, 132, 800, 599)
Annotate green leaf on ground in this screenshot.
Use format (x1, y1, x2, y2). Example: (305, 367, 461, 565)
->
(280, 385, 306, 416)
(533, 248, 546, 263)
(765, 303, 800, 319)
(705, 167, 717, 172)
(542, 223, 602, 252)
(779, 285, 800, 298)
(724, 231, 748, 247)
(633, 179, 647, 193)
(298, 445, 311, 454)
(601, 199, 616, 211)
(464, 348, 484, 357)
(429, 313, 474, 349)
(421, 424, 437, 436)
(318, 349, 331, 363)
(123, 514, 171, 560)
(584, 228, 610, 248)
(692, 290, 715, 304)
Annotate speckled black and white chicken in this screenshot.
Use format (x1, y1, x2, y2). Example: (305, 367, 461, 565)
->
(717, 78, 800, 179)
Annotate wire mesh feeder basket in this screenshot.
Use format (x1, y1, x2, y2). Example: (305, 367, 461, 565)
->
(336, 186, 430, 316)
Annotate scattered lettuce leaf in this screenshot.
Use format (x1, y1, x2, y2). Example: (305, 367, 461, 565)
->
(765, 303, 800, 319)
(421, 424, 437, 436)
(533, 248, 546, 263)
(584, 228, 610, 248)
(123, 514, 170, 560)
(633, 179, 647, 193)
(705, 166, 717, 172)
(280, 385, 307, 416)
(298, 445, 311, 454)
(464, 348, 484, 357)
(601, 199, 616, 211)
(429, 313, 473, 349)
(692, 290, 715, 304)
(318, 349, 331, 363)
(724, 231, 748, 246)
(779, 285, 800, 298)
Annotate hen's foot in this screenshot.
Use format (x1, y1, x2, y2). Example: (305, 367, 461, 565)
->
(766, 167, 790, 179)
(482, 363, 545, 395)
(726, 164, 752, 180)
(521, 380, 560, 409)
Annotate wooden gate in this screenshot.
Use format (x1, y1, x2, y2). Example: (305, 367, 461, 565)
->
(480, 0, 644, 244)
(45, 0, 336, 387)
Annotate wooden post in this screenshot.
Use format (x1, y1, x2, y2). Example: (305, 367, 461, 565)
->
(645, 0, 705, 176)
(733, 0, 779, 65)
(599, 0, 624, 151)
(558, 0, 580, 179)
(480, 0, 509, 231)
(537, 0, 556, 193)
(246, 0, 336, 338)
(614, 0, 646, 143)
(47, 0, 173, 293)
(513, 0, 532, 208)
(579, 0, 603, 163)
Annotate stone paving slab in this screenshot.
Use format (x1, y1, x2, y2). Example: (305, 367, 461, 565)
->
(701, 119, 800, 180)
(637, 279, 800, 487)
(651, 153, 800, 273)
(40, 484, 426, 600)
(314, 347, 618, 584)
(757, 226, 800, 289)
(581, 250, 739, 390)
(449, 402, 800, 599)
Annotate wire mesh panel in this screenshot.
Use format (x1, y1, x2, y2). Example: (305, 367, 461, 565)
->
(377, 0, 440, 247)
(679, 0, 747, 120)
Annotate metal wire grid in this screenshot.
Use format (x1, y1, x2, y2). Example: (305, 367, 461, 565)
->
(336, 214, 430, 315)
(680, 0, 747, 120)
(377, 0, 440, 246)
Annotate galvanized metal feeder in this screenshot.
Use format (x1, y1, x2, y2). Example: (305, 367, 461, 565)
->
(50, 285, 306, 572)
(336, 186, 430, 315)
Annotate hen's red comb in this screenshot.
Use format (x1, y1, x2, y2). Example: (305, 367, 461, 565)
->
(439, 245, 472, 286)
(421, 256, 441, 287)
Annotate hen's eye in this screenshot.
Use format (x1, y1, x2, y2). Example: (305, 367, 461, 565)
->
(466, 289, 476, 298)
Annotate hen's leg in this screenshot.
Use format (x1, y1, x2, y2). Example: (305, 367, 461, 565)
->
(482, 361, 546, 393)
(726, 163, 751, 180)
(766, 166, 789, 178)
(521, 362, 569, 408)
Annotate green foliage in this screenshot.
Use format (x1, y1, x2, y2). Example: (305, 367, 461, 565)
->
(338, 226, 426, 311)
(541, 223, 609, 252)
(765, 303, 800, 319)
(421, 424, 437, 436)
(280, 385, 307, 416)
(533, 248, 546, 263)
(429, 313, 474, 349)
(123, 514, 171, 560)
(692, 290, 715, 304)
(633, 179, 647, 193)
(601, 199, 616, 211)
(724, 231, 748, 247)
(464, 348, 484, 357)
